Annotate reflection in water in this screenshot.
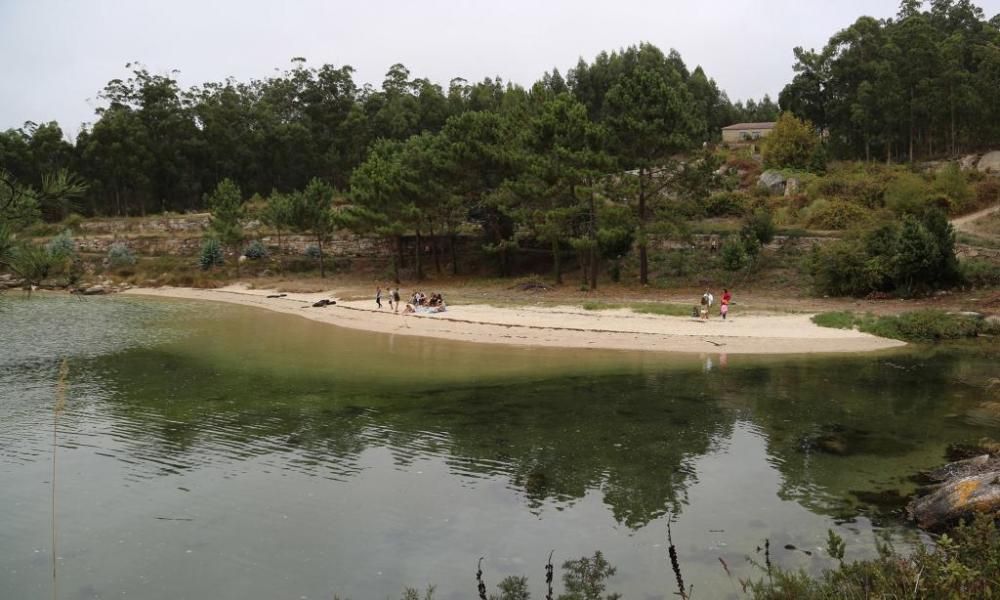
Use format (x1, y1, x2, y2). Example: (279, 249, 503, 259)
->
(1, 295, 997, 599)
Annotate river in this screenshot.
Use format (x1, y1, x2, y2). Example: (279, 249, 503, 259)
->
(1, 294, 997, 599)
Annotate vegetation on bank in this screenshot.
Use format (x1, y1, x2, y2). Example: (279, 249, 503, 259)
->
(812, 309, 1000, 341)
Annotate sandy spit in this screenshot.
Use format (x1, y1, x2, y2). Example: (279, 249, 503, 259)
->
(123, 285, 906, 355)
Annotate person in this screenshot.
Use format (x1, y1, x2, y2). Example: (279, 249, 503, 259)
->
(392, 288, 401, 313)
(707, 290, 714, 319)
(710, 237, 718, 253)
(387, 287, 395, 312)
(700, 291, 709, 320)
(376, 286, 383, 309)
(721, 288, 732, 320)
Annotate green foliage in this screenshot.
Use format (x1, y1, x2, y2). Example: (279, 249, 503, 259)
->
(558, 551, 620, 600)
(825, 529, 846, 563)
(206, 178, 244, 252)
(287, 178, 339, 277)
(8, 243, 56, 287)
(243, 239, 269, 260)
(704, 191, 747, 217)
(107, 242, 137, 267)
(742, 207, 775, 246)
(933, 163, 973, 214)
(721, 236, 751, 271)
(751, 513, 1000, 599)
(489, 576, 530, 600)
(812, 310, 994, 341)
(45, 230, 77, 260)
(762, 113, 819, 171)
(960, 258, 1000, 288)
(199, 238, 225, 270)
(803, 199, 871, 230)
(885, 172, 931, 216)
(809, 210, 960, 296)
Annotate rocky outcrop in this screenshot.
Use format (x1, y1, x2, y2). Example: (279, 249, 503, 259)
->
(784, 177, 801, 196)
(978, 151, 1000, 175)
(758, 170, 787, 194)
(909, 446, 1000, 531)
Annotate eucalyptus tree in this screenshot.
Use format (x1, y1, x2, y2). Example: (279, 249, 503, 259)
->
(348, 139, 409, 283)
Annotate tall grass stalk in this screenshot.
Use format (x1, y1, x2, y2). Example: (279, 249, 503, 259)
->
(52, 359, 69, 600)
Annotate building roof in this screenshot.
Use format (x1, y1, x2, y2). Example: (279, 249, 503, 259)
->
(721, 122, 776, 131)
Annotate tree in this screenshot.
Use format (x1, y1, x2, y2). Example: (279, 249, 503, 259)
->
(261, 191, 292, 255)
(762, 113, 820, 170)
(601, 44, 703, 284)
(288, 178, 339, 277)
(348, 139, 408, 283)
(205, 178, 245, 272)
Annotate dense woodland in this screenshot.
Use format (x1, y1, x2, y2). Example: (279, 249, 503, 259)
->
(2, 0, 999, 292)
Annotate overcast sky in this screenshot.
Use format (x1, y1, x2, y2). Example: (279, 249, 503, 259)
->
(2, 0, 999, 138)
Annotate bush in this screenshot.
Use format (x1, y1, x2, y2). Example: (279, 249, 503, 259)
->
(751, 514, 1000, 599)
(762, 113, 819, 171)
(933, 163, 973, 214)
(721, 236, 751, 271)
(973, 179, 1000, 212)
(45, 230, 77, 260)
(811, 309, 994, 341)
(243, 239, 269, 260)
(199, 238, 225, 270)
(60, 213, 85, 232)
(886, 173, 931, 216)
(107, 242, 137, 267)
(961, 258, 1000, 287)
(803, 199, 870, 230)
(704, 191, 747, 217)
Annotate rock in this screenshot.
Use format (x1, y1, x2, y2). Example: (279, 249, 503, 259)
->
(923, 454, 996, 483)
(784, 177, 801, 196)
(758, 170, 787, 194)
(946, 439, 1000, 462)
(977, 151, 1000, 175)
(959, 154, 979, 170)
(0, 273, 11, 282)
(908, 470, 1000, 530)
(82, 285, 106, 295)
(312, 299, 335, 307)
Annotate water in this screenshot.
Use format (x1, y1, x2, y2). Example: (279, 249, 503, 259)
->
(1, 294, 997, 599)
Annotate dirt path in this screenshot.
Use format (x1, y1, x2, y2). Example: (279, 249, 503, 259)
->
(952, 203, 1000, 232)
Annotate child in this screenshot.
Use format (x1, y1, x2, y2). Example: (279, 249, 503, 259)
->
(376, 286, 383, 309)
(720, 288, 732, 320)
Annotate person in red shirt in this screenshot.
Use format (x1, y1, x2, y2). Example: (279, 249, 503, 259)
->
(720, 288, 732, 320)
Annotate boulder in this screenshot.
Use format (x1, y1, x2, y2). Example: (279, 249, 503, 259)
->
(908, 470, 1000, 530)
(959, 154, 979, 171)
(977, 151, 1000, 175)
(82, 285, 106, 295)
(758, 170, 787, 194)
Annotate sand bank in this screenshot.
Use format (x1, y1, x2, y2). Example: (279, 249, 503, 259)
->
(124, 285, 906, 355)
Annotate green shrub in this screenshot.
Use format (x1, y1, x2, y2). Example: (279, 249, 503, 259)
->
(933, 163, 973, 214)
(960, 258, 1000, 288)
(721, 236, 751, 271)
(762, 113, 819, 171)
(45, 229, 77, 260)
(886, 173, 931, 216)
(243, 239, 269, 260)
(803, 199, 870, 230)
(199, 238, 225, 270)
(60, 212, 85, 232)
(704, 191, 747, 217)
(107, 242, 137, 267)
(810, 311, 856, 329)
(812, 310, 992, 341)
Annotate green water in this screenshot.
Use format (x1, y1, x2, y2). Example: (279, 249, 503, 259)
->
(1, 295, 997, 600)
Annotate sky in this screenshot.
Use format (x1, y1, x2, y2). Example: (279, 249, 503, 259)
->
(2, 0, 1000, 139)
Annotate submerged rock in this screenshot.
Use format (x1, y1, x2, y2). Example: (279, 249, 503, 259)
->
(82, 285, 106, 295)
(908, 470, 1000, 531)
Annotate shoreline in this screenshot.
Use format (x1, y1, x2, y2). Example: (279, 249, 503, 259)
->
(122, 285, 907, 355)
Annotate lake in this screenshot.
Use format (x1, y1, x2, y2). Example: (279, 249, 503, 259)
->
(2, 294, 997, 599)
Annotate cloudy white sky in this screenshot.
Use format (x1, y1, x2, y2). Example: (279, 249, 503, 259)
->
(2, 0, 999, 138)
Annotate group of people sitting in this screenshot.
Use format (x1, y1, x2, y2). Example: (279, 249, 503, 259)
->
(403, 291, 447, 314)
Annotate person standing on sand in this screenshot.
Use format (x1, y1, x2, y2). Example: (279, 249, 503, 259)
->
(392, 288, 401, 314)
(376, 286, 383, 309)
(702, 290, 714, 319)
(720, 288, 732, 320)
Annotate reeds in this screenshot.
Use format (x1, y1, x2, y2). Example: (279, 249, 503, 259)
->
(667, 519, 691, 600)
(476, 557, 487, 600)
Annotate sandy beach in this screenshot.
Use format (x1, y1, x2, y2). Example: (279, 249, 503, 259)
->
(122, 285, 906, 354)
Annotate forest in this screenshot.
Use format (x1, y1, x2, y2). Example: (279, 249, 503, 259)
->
(1, 0, 999, 291)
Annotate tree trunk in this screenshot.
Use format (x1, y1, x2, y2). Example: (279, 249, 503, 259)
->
(396, 235, 405, 274)
(414, 229, 423, 281)
(449, 233, 458, 276)
(589, 245, 598, 291)
(388, 237, 400, 284)
(430, 226, 441, 274)
(588, 184, 598, 291)
(638, 168, 649, 285)
(551, 238, 562, 285)
(909, 88, 915, 163)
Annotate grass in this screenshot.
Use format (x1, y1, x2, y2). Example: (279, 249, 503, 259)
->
(812, 309, 999, 342)
(582, 301, 693, 316)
